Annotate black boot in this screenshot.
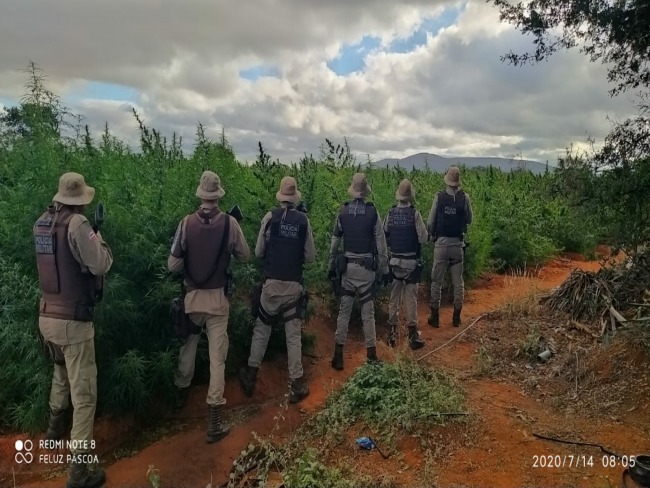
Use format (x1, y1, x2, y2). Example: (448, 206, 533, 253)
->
(387, 325, 397, 348)
(428, 307, 439, 328)
(172, 387, 190, 412)
(238, 365, 258, 397)
(289, 376, 309, 404)
(408, 327, 425, 350)
(44, 408, 67, 441)
(206, 405, 230, 444)
(453, 307, 462, 327)
(65, 460, 106, 488)
(331, 343, 344, 371)
(367, 346, 381, 364)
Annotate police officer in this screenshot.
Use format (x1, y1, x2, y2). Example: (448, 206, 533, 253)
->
(384, 179, 428, 350)
(426, 166, 473, 328)
(239, 176, 316, 403)
(35, 172, 113, 488)
(168, 171, 250, 444)
(328, 173, 389, 370)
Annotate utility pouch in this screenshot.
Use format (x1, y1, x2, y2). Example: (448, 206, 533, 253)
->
(364, 256, 375, 271)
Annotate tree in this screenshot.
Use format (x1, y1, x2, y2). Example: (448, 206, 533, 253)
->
(489, 0, 650, 95)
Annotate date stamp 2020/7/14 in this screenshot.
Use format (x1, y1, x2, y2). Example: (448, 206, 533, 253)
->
(533, 454, 637, 469)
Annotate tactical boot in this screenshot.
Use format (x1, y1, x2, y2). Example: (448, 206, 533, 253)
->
(289, 376, 309, 404)
(206, 405, 230, 444)
(428, 307, 439, 328)
(331, 343, 344, 371)
(453, 307, 462, 327)
(65, 460, 106, 488)
(387, 325, 397, 348)
(408, 327, 425, 350)
(173, 387, 190, 412)
(366, 346, 381, 365)
(238, 365, 258, 398)
(44, 408, 67, 441)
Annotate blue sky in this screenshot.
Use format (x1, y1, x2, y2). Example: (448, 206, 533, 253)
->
(239, 5, 464, 81)
(66, 81, 139, 103)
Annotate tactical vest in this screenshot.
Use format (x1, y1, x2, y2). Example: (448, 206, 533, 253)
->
(434, 190, 466, 238)
(183, 207, 231, 291)
(264, 207, 308, 282)
(386, 205, 420, 257)
(34, 206, 96, 321)
(337, 200, 378, 254)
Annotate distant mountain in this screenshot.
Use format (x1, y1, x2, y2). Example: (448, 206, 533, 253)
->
(368, 152, 551, 174)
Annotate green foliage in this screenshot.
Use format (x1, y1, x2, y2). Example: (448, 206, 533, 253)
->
(0, 67, 599, 432)
(282, 449, 354, 488)
(311, 356, 464, 439)
(489, 0, 650, 95)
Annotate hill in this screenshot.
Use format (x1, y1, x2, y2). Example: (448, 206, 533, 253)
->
(369, 152, 551, 174)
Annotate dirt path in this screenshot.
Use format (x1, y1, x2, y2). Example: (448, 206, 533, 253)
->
(7, 249, 647, 488)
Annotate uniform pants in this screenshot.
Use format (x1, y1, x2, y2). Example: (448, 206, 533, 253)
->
(335, 263, 377, 348)
(39, 318, 97, 455)
(248, 281, 304, 380)
(430, 244, 464, 309)
(388, 276, 418, 328)
(174, 313, 228, 406)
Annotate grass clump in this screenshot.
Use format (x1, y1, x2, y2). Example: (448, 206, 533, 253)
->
(312, 356, 465, 438)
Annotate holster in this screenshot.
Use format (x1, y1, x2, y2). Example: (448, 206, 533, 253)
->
(170, 295, 201, 343)
(225, 268, 234, 298)
(37, 331, 65, 366)
(407, 260, 424, 284)
(251, 282, 263, 318)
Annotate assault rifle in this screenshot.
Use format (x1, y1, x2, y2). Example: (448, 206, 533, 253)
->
(92, 202, 105, 302)
(296, 202, 308, 213)
(225, 205, 243, 297)
(93, 202, 104, 233)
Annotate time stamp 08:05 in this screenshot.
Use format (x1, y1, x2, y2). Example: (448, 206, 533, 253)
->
(533, 454, 636, 469)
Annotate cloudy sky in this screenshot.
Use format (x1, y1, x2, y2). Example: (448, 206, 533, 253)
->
(0, 0, 638, 164)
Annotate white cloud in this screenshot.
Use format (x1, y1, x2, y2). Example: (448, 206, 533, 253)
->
(0, 0, 638, 165)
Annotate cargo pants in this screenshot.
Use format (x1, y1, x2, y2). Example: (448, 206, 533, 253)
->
(248, 280, 304, 380)
(388, 259, 419, 328)
(39, 317, 97, 455)
(175, 313, 229, 406)
(430, 243, 464, 308)
(335, 263, 377, 348)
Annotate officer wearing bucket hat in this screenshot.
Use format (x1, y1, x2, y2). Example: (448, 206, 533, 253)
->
(239, 176, 316, 404)
(168, 171, 250, 444)
(426, 166, 473, 328)
(34, 172, 113, 488)
(384, 179, 428, 350)
(328, 173, 389, 370)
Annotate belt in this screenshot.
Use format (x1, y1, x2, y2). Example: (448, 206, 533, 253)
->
(346, 257, 366, 265)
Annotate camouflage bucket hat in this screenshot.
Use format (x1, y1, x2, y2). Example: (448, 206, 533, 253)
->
(53, 172, 95, 206)
(196, 171, 226, 200)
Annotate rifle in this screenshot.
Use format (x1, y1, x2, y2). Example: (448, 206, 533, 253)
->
(225, 205, 243, 297)
(92, 202, 105, 302)
(93, 202, 104, 233)
(296, 202, 308, 213)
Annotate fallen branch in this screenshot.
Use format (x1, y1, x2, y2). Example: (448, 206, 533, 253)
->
(532, 432, 622, 458)
(609, 306, 628, 324)
(417, 313, 490, 361)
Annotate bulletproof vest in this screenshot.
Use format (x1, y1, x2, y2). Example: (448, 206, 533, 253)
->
(386, 205, 420, 257)
(264, 207, 308, 282)
(338, 200, 378, 254)
(434, 190, 466, 238)
(34, 206, 96, 321)
(183, 207, 231, 291)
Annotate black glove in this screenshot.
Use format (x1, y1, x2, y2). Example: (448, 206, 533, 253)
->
(328, 269, 336, 281)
